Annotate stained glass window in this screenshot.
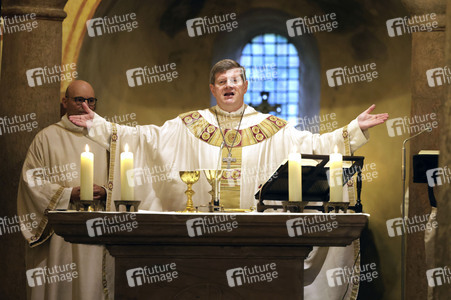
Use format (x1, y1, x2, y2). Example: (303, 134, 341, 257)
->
(240, 34, 300, 123)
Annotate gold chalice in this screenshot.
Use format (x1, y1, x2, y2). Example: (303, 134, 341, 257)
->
(179, 171, 200, 212)
(203, 170, 223, 210)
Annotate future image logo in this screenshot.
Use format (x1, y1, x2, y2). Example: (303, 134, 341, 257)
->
(186, 215, 238, 237)
(126, 164, 176, 187)
(126, 263, 178, 287)
(126, 64, 178, 87)
(126, 268, 145, 287)
(126, 68, 145, 87)
(326, 168, 343, 188)
(0, 14, 38, 35)
(426, 67, 451, 87)
(294, 113, 338, 134)
(26, 68, 45, 87)
(26, 64, 78, 87)
(286, 13, 338, 37)
(246, 64, 278, 82)
(426, 167, 450, 187)
(326, 268, 346, 287)
(326, 63, 378, 87)
(386, 14, 438, 37)
(386, 218, 405, 237)
(25, 163, 78, 188)
(86, 214, 138, 237)
(26, 263, 78, 287)
(0, 213, 38, 236)
(26, 268, 46, 287)
(385, 114, 437, 137)
(86, 13, 138, 37)
(386, 213, 437, 237)
(286, 215, 338, 237)
(186, 13, 238, 37)
(426, 267, 451, 287)
(326, 263, 378, 287)
(226, 263, 278, 287)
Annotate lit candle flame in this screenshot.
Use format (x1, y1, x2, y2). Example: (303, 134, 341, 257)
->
(125, 144, 129, 152)
(334, 145, 338, 153)
(85, 144, 90, 152)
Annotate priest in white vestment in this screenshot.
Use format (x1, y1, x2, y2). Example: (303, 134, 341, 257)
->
(70, 59, 388, 300)
(17, 81, 114, 300)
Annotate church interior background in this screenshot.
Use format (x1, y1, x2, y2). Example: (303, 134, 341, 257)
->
(0, 0, 450, 299)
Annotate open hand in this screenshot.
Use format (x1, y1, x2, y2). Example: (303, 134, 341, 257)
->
(68, 102, 95, 128)
(358, 104, 389, 131)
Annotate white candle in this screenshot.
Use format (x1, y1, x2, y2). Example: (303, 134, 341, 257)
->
(121, 144, 134, 200)
(329, 146, 343, 202)
(80, 144, 94, 200)
(288, 153, 302, 202)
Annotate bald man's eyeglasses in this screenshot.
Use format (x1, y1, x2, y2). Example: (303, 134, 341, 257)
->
(69, 97, 97, 105)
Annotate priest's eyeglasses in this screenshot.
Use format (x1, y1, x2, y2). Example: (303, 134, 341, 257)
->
(216, 76, 244, 87)
(69, 97, 98, 105)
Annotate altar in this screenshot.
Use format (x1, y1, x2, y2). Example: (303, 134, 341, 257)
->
(48, 211, 368, 300)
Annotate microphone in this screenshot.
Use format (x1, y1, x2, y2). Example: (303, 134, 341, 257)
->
(400, 125, 432, 300)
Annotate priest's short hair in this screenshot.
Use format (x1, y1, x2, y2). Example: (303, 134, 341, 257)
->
(209, 59, 247, 84)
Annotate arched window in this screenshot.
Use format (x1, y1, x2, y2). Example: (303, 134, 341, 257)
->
(240, 33, 300, 124)
(210, 9, 320, 128)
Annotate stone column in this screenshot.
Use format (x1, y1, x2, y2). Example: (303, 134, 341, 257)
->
(0, 0, 67, 298)
(435, 0, 451, 298)
(401, 0, 447, 299)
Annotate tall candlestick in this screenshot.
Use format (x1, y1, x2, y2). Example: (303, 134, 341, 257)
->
(289, 153, 302, 202)
(121, 144, 134, 200)
(80, 144, 94, 200)
(329, 145, 343, 202)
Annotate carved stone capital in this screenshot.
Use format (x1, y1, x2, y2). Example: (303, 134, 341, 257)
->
(1, 0, 67, 21)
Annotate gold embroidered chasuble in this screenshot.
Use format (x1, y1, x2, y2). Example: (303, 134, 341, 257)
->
(179, 108, 287, 208)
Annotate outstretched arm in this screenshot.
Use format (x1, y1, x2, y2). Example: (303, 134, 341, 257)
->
(358, 104, 389, 131)
(290, 104, 388, 155)
(69, 101, 160, 152)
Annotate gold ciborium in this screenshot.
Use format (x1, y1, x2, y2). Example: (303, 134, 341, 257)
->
(203, 169, 223, 210)
(179, 171, 200, 212)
